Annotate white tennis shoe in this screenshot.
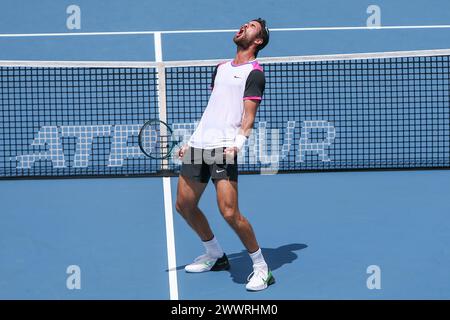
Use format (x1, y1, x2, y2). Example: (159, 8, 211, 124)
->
(184, 253, 230, 273)
(246, 265, 275, 291)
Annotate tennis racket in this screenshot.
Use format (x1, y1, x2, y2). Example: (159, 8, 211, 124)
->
(138, 119, 180, 159)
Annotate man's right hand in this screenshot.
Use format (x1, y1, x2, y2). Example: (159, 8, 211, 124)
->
(178, 145, 189, 159)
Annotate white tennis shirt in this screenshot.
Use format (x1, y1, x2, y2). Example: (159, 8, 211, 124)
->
(188, 60, 266, 149)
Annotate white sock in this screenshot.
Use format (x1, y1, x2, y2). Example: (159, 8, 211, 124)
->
(202, 236, 224, 259)
(249, 248, 268, 271)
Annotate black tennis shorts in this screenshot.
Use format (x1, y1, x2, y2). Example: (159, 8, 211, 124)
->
(180, 147, 238, 183)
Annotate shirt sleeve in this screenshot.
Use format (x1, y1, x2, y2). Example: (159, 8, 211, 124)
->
(243, 70, 266, 100)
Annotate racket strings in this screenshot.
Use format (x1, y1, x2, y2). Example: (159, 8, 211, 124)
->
(139, 121, 175, 159)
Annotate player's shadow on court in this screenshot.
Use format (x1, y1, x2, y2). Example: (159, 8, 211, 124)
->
(225, 243, 307, 284)
(170, 243, 307, 284)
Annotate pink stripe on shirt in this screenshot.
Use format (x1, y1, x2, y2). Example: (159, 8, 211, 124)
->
(251, 61, 263, 72)
(243, 96, 262, 100)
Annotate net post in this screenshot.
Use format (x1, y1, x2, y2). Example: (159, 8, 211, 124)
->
(154, 32, 169, 170)
(157, 65, 168, 168)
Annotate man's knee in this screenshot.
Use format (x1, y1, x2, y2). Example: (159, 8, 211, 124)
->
(220, 204, 240, 225)
(175, 197, 196, 217)
(175, 197, 187, 214)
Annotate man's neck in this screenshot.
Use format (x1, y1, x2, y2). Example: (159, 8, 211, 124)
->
(233, 48, 256, 65)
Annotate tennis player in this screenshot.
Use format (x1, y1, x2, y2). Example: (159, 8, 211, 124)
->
(175, 18, 274, 291)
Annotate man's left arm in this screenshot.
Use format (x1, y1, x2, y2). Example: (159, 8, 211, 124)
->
(225, 68, 265, 156)
(240, 100, 259, 137)
(225, 100, 259, 155)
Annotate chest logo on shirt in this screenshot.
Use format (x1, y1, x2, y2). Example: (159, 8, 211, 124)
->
(234, 75, 241, 79)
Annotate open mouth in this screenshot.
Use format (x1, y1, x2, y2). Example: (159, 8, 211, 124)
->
(235, 27, 245, 37)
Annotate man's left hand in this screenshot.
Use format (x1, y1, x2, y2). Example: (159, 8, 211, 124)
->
(224, 147, 239, 161)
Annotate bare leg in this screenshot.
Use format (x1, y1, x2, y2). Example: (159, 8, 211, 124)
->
(214, 179, 259, 253)
(175, 175, 214, 241)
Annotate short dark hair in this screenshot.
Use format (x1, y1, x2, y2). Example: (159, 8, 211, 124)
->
(253, 18, 269, 56)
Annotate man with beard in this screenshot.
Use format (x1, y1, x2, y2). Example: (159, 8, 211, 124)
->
(176, 19, 274, 291)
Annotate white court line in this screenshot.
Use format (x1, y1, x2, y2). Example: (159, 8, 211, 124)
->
(1, 25, 450, 37)
(163, 177, 178, 300)
(154, 32, 179, 300)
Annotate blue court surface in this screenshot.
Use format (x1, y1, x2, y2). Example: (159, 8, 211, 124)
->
(1, 0, 450, 299)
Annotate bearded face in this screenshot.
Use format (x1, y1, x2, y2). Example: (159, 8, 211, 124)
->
(233, 21, 262, 50)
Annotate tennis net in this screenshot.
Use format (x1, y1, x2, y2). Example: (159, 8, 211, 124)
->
(1, 49, 449, 179)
